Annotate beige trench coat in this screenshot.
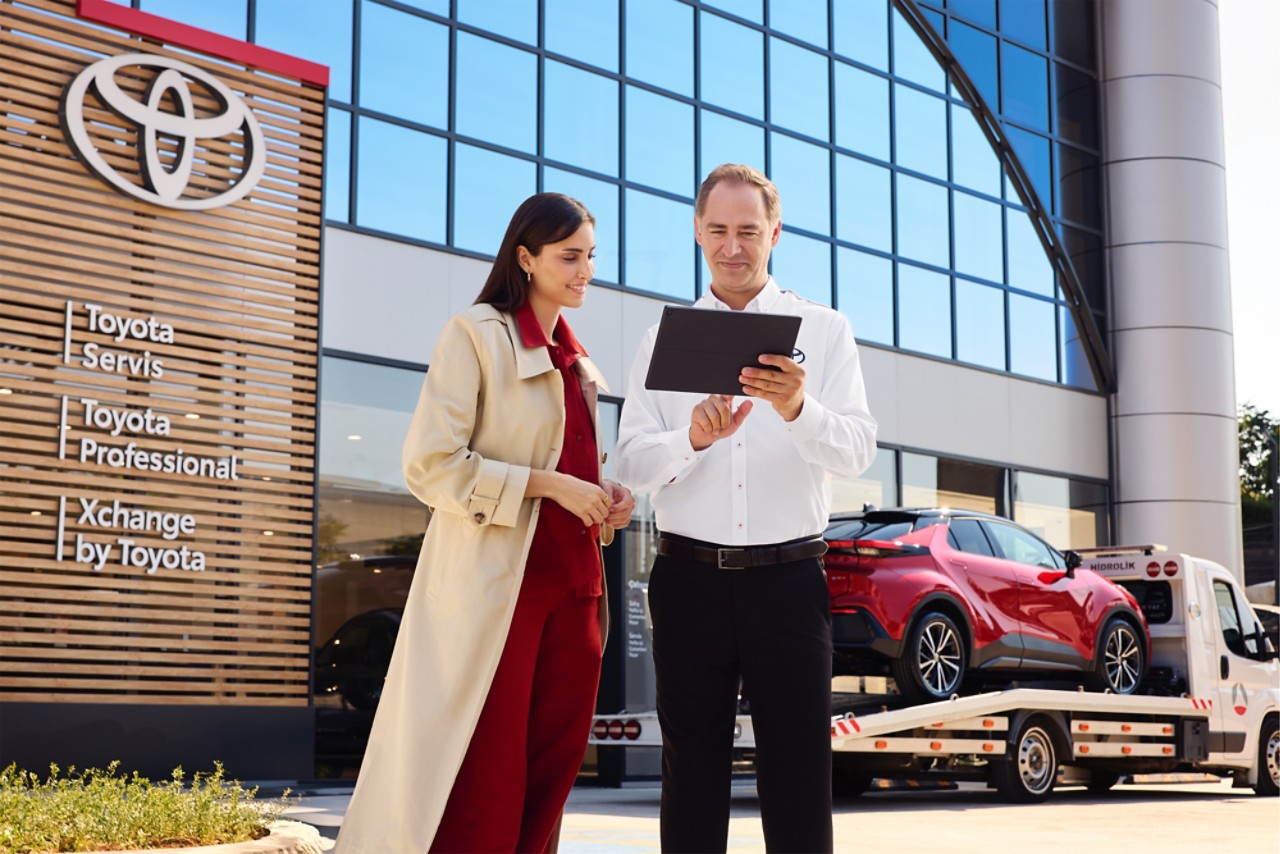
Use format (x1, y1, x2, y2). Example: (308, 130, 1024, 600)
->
(335, 304, 611, 854)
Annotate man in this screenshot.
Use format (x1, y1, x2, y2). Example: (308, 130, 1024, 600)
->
(615, 164, 877, 853)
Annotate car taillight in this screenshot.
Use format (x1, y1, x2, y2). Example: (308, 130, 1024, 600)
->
(826, 538, 928, 559)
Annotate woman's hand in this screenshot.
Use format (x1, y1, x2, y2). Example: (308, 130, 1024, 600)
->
(528, 470, 611, 527)
(602, 479, 635, 528)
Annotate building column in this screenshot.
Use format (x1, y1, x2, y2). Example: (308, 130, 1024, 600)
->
(1100, 0, 1241, 574)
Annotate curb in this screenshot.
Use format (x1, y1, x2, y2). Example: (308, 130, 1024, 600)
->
(86, 821, 331, 854)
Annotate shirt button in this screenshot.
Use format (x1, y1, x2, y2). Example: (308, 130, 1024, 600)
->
(474, 512, 486, 523)
(581, 529, 587, 535)
(576, 434, 583, 442)
(738, 483, 743, 489)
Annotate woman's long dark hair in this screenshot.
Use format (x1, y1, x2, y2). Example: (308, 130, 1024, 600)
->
(474, 192, 595, 312)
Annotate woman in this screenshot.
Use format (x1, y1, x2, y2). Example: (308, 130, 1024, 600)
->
(336, 193, 634, 854)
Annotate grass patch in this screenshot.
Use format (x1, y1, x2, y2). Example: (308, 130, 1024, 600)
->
(0, 761, 294, 853)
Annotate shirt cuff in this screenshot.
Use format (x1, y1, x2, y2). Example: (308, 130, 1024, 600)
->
(785, 393, 824, 443)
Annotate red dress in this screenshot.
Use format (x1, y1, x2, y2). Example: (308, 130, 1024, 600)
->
(429, 304, 604, 853)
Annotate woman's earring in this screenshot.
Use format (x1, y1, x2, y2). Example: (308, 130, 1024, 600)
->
(526, 270, 532, 282)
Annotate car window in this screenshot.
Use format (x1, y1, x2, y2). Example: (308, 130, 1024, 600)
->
(947, 518, 995, 556)
(982, 521, 1060, 568)
(824, 519, 914, 541)
(1214, 580, 1262, 657)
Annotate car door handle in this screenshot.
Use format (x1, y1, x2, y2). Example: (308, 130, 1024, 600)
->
(1220, 655, 1229, 680)
(949, 560, 967, 570)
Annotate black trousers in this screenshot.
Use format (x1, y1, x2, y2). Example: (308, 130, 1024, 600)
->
(648, 546, 833, 853)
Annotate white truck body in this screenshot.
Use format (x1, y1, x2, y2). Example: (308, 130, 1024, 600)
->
(591, 548, 1280, 801)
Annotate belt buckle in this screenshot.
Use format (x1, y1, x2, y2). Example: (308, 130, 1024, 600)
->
(717, 547, 744, 569)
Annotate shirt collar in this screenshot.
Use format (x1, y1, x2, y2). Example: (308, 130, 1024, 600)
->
(699, 276, 784, 313)
(515, 300, 587, 357)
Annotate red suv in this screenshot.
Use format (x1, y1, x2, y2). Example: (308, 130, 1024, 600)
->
(824, 508, 1150, 703)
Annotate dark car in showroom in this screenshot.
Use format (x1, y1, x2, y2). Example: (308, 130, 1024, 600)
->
(823, 508, 1150, 703)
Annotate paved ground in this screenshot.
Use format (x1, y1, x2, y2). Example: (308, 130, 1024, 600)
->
(285, 777, 1280, 853)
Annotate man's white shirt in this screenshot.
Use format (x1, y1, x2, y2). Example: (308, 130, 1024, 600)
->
(615, 278, 877, 546)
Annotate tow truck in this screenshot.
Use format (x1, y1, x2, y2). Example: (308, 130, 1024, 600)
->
(591, 546, 1280, 802)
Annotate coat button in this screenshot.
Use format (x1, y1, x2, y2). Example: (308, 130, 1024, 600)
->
(474, 512, 486, 523)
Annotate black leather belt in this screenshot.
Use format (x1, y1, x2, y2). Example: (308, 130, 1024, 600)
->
(657, 535, 827, 569)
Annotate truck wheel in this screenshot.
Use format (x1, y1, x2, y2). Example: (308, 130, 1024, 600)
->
(1085, 618, 1144, 695)
(891, 611, 966, 703)
(1257, 715, 1279, 797)
(993, 718, 1059, 803)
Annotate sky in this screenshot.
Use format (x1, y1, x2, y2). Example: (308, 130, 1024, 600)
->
(1220, 0, 1280, 417)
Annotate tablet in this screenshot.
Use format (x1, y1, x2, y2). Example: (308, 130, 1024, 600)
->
(644, 306, 802, 396)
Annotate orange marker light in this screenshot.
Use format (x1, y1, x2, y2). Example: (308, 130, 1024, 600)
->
(875, 740, 887, 749)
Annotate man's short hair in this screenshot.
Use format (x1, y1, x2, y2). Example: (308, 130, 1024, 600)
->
(695, 164, 782, 224)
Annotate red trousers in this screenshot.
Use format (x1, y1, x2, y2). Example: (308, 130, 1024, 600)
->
(430, 573, 602, 853)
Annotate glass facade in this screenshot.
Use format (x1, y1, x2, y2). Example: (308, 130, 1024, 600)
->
(232, 0, 1102, 390)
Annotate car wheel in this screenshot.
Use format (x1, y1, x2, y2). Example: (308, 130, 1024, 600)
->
(891, 611, 966, 703)
(1086, 618, 1144, 695)
(992, 717, 1059, 804)
(1257, 715, 1279, 797)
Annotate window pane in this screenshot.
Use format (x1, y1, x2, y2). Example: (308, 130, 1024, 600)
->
(1000, 0, 1046, 50)
(836, 155, 891, 252)
(1051, 0, 1094, 68)
(1004, 125, 1052, 211)
(770, 38, 829, 141)
(1008, 293, 1057, 381)
(768, 0, 828, 48)
(1001, 42, 1050, 132)
(1060, 307, 1097, 391)
(770, 231, 832, 305)
(626, 87, 695, 197)
(985, 521, 1056, 566)
(833, 0, 888, 71)
(257, 0, 352, 102)
(1059, 224, 1103, 308)
(360, 2, 448, 129)
(831, 446, 897, 512)
(456, 34, 537, 153)
(948, 21, 998, 115)
(625, 190, 694, 299)
(1006, 209, 1053, 295)
(902, 453, 1002, 514)
(891, 7, 944, 94)
(626, 0, 693, 97)
(893, 84, 947, 179)
(545, 0, 619, 71)
(837, 247, 893, 346)
(316, 356, 426, 628)
(951, 105, 1001, 197)
(701, 12, 764, 119)
(835, 62, 889, 161)
(141, 0, 246, 39)
(897, 263, 951, 358)
(953, 191, 1003, 283)
(895, 174, 949, 268)
(543, 167, 620, 284)
(457, 0, 535, 45)
(1014, 471, 1107, 550)
(955, 279, 1005, 370)
(706, 0, 762, 23)
(1057, 143, 1101, 229)
(769, 133, 830, 235)
(949, 0, 995, 29)
(325, 108, 352, 222)
(701, 110, 765, 174)
(356, 117, 446, 242)
(453, 145, 537, 255)
(544, 61, 619, 177)
(397, 0, 447, 13)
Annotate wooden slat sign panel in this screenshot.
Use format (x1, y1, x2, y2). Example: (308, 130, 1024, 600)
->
(0, 0, 323, 706)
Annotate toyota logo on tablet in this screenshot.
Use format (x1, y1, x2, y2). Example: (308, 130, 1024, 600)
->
(61, 54, 266, 210)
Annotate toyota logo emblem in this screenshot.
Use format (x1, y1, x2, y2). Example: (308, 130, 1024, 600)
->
(61, 54, 266, 210)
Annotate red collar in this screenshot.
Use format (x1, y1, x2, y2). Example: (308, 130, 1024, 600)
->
(515, 301, 587, 358)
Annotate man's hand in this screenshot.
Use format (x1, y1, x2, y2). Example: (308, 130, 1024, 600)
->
(689, 394, 752, 451)
(602, 479, 635, 528)
(739, 353, 805, 422)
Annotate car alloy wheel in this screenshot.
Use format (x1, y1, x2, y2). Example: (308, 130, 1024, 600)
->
(892, 611, 965, 702)
(1088, 618, 1144, 694)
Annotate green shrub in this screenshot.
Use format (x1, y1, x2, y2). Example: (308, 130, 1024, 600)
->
(0, 761, 293, 853)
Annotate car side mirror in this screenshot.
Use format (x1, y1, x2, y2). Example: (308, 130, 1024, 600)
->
(1064, 550, 1082, 578)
